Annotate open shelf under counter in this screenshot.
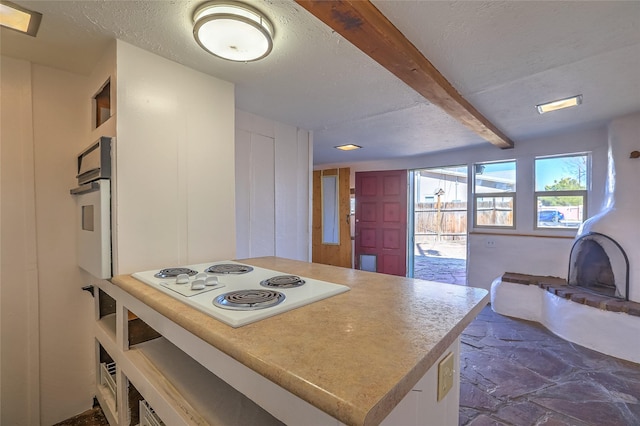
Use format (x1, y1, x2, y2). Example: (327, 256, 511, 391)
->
(122, 336, 284, 426)
(97, 312, 117, 339)
(95, 285, 118, 344)
(95, 340, 119, 425)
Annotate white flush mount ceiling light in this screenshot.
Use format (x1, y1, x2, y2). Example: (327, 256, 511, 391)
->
(536, 95, 583, 114)
(0, 0, 42, 37)
(335, 144, 362, 151)
(193, 1, 274, 62)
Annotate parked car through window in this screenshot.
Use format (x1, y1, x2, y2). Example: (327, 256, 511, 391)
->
(538, 210, 565, 224)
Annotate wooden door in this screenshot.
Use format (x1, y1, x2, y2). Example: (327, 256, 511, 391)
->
(355, 170, 408, 276)
(312, 168, 352, 268)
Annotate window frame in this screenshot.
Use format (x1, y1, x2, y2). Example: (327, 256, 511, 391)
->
(473, 160, 517, 230)
(533, 153, 590, 230)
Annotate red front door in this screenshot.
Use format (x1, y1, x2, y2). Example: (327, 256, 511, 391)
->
(355, 170, 408, 276)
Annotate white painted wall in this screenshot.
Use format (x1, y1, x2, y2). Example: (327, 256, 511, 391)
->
(235, 110, 311, 261)
(114, 41, 236, 273)
(468, 234, 574, 289)
(319, 125, 610, 290)
(32, 63, 97, 424)
(1, 56, 97, 425)
(1, 56, 40, 426)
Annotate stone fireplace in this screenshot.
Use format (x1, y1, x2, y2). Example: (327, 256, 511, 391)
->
(490, 112, 640, 363)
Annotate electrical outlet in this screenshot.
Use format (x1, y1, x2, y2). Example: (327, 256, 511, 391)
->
(485, 239, 496, 249)
(437, 352, 454, 401)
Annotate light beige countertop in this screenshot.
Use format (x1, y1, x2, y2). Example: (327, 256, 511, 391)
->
(111, 256, 489, 425)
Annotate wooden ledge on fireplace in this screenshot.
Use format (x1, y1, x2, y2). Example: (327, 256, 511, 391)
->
(501, 272, 640, 317)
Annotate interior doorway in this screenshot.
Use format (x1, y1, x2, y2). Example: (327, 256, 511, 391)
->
(408, 166, 468, 284)
(312, 168, 352, 268)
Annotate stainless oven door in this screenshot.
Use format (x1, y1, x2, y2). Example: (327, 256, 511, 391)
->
(71, 180, 111, 278)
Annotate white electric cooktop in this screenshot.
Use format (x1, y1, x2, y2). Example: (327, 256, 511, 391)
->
(132, 261, 350, 328)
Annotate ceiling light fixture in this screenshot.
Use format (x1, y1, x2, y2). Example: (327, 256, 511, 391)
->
(335, 144, 362, 151)
(536, 95, 583, 114)
(0, 1, 42, 37)
(193, 1, 274, 62)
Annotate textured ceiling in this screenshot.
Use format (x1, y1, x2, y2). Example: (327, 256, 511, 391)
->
(2, 1, 639, 165)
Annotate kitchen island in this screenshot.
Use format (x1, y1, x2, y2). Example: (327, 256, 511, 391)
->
(105, 257, 488, 425)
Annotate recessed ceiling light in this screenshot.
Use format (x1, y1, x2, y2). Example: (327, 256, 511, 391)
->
(0, 1, 42, 37)
(335, 144, 362, 151)
(536, 95, 583, 114)
(193, 1, 274, 62)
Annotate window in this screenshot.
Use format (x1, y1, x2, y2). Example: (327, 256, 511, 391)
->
(535, 154, 588, 229)
(474, 160, 516, 228)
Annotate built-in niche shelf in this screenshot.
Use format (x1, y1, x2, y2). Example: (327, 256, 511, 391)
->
(93, 79, 111, 128)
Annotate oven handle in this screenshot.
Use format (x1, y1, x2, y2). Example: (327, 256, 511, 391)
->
(70, 180, 102, 195)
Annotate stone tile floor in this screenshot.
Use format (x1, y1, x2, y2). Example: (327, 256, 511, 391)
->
(460, 306, 640, 426)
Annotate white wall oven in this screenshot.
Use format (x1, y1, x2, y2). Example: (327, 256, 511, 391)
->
(70, 137, 113, 279)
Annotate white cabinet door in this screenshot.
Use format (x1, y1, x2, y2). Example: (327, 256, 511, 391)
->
(235, 110, 311, 261)
(235, 129, 275, 258)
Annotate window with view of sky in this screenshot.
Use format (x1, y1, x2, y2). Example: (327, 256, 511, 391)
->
(535, 154, 588, 228)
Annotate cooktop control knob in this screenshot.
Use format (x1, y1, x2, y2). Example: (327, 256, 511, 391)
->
(176, 274, 190, 285)
(191, 279, 205, 290)
(205, 276, 219, 286)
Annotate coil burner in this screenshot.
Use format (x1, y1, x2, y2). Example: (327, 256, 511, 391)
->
(213, 289, 285, 311)
(154, 267, 198, 279)
(205, 264, 254, 274)
(260, 275, 306, 289)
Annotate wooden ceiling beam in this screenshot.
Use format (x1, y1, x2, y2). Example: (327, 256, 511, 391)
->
(295, 0, 514, 149)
